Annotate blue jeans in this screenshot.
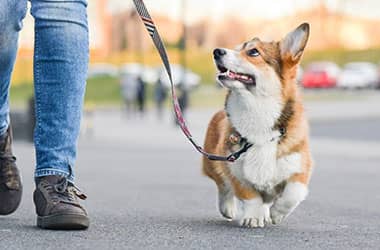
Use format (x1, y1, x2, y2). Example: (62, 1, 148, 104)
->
(0, 0, 89, 183)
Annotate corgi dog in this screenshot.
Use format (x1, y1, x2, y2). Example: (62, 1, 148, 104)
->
(202, 23, 313, 228)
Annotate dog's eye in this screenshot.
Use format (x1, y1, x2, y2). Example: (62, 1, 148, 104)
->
(247, 48, 260, 57)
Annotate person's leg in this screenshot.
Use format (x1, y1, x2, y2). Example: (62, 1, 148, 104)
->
(0, 0, 28, 136)
(0, 0, 27, 216)
(30, 0, 89, 229)
(31, 0, 88, 182)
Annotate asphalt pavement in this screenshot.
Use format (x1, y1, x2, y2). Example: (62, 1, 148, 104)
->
(1, 95, 380, 250)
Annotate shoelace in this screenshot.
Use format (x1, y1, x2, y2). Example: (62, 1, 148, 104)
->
(41, 178, 87, 204)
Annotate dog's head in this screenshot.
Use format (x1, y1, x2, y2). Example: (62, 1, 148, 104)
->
(214, 23, 310, 97)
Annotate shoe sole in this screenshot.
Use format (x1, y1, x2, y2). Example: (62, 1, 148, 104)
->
(37, 214, 89, 230)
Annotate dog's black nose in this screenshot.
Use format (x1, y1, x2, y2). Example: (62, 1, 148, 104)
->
(213, 48, 226, 59)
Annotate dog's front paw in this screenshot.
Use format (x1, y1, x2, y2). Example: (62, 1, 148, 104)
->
(239, 199, 271, 228)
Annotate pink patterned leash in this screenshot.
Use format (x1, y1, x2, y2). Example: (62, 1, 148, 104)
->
(132, 0, 252, 162)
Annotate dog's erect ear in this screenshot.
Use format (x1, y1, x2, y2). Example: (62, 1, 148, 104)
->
(280, 23, 310, 63)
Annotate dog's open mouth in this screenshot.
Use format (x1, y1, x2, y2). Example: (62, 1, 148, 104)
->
(217, 64, 256, 86)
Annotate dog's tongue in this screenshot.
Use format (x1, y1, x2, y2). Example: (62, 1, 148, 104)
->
(227, 70, 249, 81)
(228, 70, 238, 78)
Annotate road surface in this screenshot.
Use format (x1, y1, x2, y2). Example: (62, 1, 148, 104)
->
(1, 97, 380, 250)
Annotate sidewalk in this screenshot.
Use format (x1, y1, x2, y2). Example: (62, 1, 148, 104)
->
(81, 95, 380, 146)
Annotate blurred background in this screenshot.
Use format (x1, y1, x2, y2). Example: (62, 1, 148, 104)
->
(11, 0, 380, 113)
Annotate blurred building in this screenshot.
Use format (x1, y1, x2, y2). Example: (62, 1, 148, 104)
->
(18, 0, 112, 57)
(88, 0, 112, 57)
(110, 10, 183, 53)
(188, 3, 380, 50)
(17, 1, 380, 56)
(109, 2, 380, 52)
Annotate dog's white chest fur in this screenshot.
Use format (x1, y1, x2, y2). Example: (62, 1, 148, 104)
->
(226, 91, 301, 191)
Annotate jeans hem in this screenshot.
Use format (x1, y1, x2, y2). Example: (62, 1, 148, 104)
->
(34, 169, 74, 183)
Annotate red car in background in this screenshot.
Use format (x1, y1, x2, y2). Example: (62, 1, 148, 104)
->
(302, 62, 340, 88)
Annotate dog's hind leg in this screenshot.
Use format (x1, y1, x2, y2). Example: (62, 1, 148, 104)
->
(217, 178, 237, 220)
(203, 111, 238, 219)
(203, 158, 237, 220)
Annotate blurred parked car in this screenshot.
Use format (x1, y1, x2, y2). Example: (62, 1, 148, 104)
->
(158, 64, 201, 90)
(88, 63, 119, 78)
(296, 65, 303, 84)
(337, 62, 379, 89)
(302, 61, 340, 88)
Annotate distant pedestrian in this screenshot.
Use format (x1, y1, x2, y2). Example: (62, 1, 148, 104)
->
(136, 76, 146, 115)
(174, 82, 189, 125)
(178, 82, 189, 116)
(120, 72, 138, 117)
(154, 78, 167, 119)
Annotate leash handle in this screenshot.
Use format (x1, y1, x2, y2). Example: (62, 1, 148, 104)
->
(132, 0, 248, 162)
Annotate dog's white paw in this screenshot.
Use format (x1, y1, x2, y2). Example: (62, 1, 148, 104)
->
(270, 182, 308, 225)
(239, 199, 271, 228)
(218, 191, 237, 220)
(270, 206, 286, 225)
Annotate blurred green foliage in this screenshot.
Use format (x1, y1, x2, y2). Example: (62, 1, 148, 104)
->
(83, 76, 122, 105)
(10, 83, 34, 105)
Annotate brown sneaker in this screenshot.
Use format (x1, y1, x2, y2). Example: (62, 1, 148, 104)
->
(0, 126, 22, 215)
(33, 175, 89, 230)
